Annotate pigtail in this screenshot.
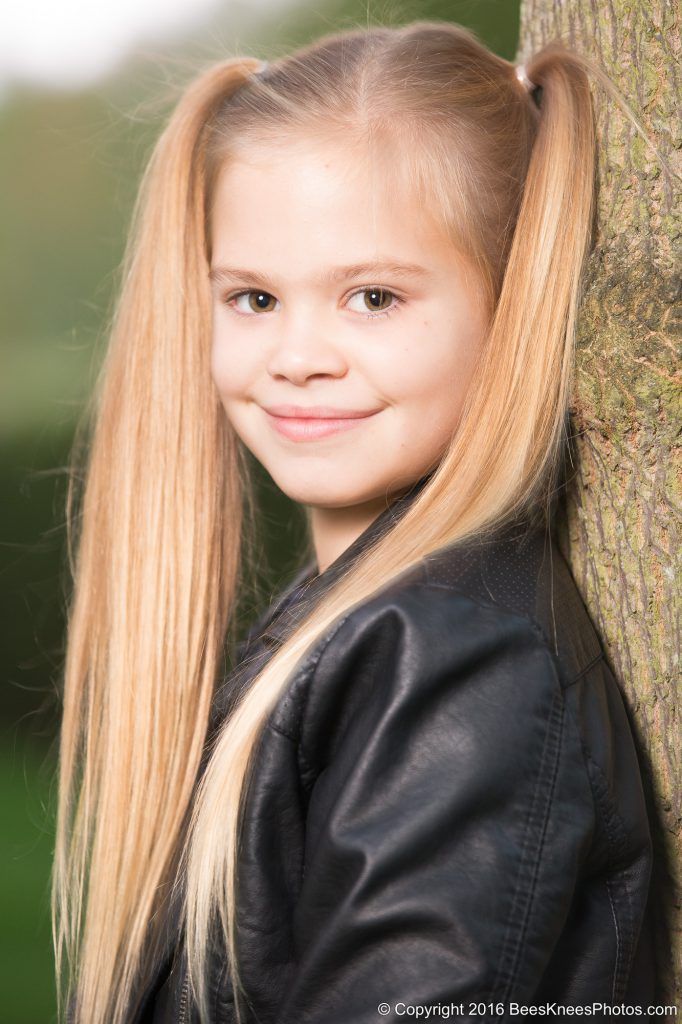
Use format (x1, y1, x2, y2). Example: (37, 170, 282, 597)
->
(464, 42, 598, 527)
(463, 36, 674, 533)
(53, 57, 264, 1024)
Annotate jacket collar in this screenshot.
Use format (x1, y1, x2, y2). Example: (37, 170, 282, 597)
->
(259, 469, 437, 648)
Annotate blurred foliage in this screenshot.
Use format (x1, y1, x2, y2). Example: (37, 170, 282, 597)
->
(1, 2, 519, 1019)
(0, 738, 56, 1023)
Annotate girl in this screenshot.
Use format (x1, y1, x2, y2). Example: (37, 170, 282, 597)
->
(55, 20, 663, 1024)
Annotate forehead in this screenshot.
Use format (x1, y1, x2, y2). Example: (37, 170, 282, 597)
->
(209, 139, 454, 272)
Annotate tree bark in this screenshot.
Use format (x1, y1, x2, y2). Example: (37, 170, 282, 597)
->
(518, 0, 680, 1005)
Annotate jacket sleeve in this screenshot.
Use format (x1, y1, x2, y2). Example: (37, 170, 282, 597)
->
(274, 586, 596, 1022)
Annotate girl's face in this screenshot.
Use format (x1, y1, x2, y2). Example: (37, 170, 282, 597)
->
(209, 142, 489, 512)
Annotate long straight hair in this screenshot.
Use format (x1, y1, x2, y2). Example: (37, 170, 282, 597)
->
(52, 20, 661, 1024)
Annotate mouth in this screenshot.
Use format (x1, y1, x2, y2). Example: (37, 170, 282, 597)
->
(262, 404, 381, 442)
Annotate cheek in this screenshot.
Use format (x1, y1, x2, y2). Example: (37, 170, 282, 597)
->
(423, 349, 478, 429)
(210, 331, 252, 400)
(375, 334, 474, 407)
(382, 331, 483, 451)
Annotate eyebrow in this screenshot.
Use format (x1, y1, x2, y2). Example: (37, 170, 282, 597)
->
(208, 260, 431, 289)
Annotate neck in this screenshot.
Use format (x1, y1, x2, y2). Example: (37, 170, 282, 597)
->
(307, 474, 434, 575)
(309, 496, 392, 575)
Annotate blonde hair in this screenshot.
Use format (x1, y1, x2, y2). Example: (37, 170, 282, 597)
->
(52, 20, 665, 1024)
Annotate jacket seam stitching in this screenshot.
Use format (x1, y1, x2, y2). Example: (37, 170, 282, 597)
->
(214, 959, 235, 1022)
(605, 877, 622, 1003)
(265, 721, 319, 790)
(563, 695, 636, 999)
(267, 719, 297, 743)
(266, 719, 327, 792)
(563, 651, 604, 686)
(491, 682, 566, 1000)
(583, 748, 636, 997)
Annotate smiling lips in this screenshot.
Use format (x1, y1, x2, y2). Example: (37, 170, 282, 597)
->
(262, 404, 381, 441)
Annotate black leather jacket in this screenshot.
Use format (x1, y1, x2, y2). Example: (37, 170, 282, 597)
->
(80, 484, 659, 1022)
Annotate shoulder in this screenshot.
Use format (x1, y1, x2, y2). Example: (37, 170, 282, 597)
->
(264, 522, 653, 912)
(288, 517, 602, 695)
(270, 521, 603, 764)
(422, 518, 604, 681)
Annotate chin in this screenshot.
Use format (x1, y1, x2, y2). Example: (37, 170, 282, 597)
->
(268, 468, 386, 510)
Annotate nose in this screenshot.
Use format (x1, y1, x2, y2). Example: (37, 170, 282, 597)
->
(266, 313, 348, 385)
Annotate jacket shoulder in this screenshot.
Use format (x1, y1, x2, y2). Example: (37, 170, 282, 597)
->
(269, 575, 570, 777)
(267, 523, 605, 750)
(422, 520, 604, 683)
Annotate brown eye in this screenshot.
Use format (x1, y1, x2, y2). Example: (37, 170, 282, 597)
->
(347, 286, 400, 319)
(229, 290, 279, 314)
(362, 287, 393, 312)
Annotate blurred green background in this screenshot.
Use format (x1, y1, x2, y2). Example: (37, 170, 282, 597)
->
(1, 1, 519, 1019)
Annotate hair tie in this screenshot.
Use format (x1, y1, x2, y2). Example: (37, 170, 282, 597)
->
(515, 63, 537, 92)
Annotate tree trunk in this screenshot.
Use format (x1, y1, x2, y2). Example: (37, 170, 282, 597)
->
(518, 0, 680, 1005)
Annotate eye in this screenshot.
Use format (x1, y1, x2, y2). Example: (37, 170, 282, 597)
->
(222, 285, 403, 319)
(225, 290, 279, 315)
(346, 287, 402, 319)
